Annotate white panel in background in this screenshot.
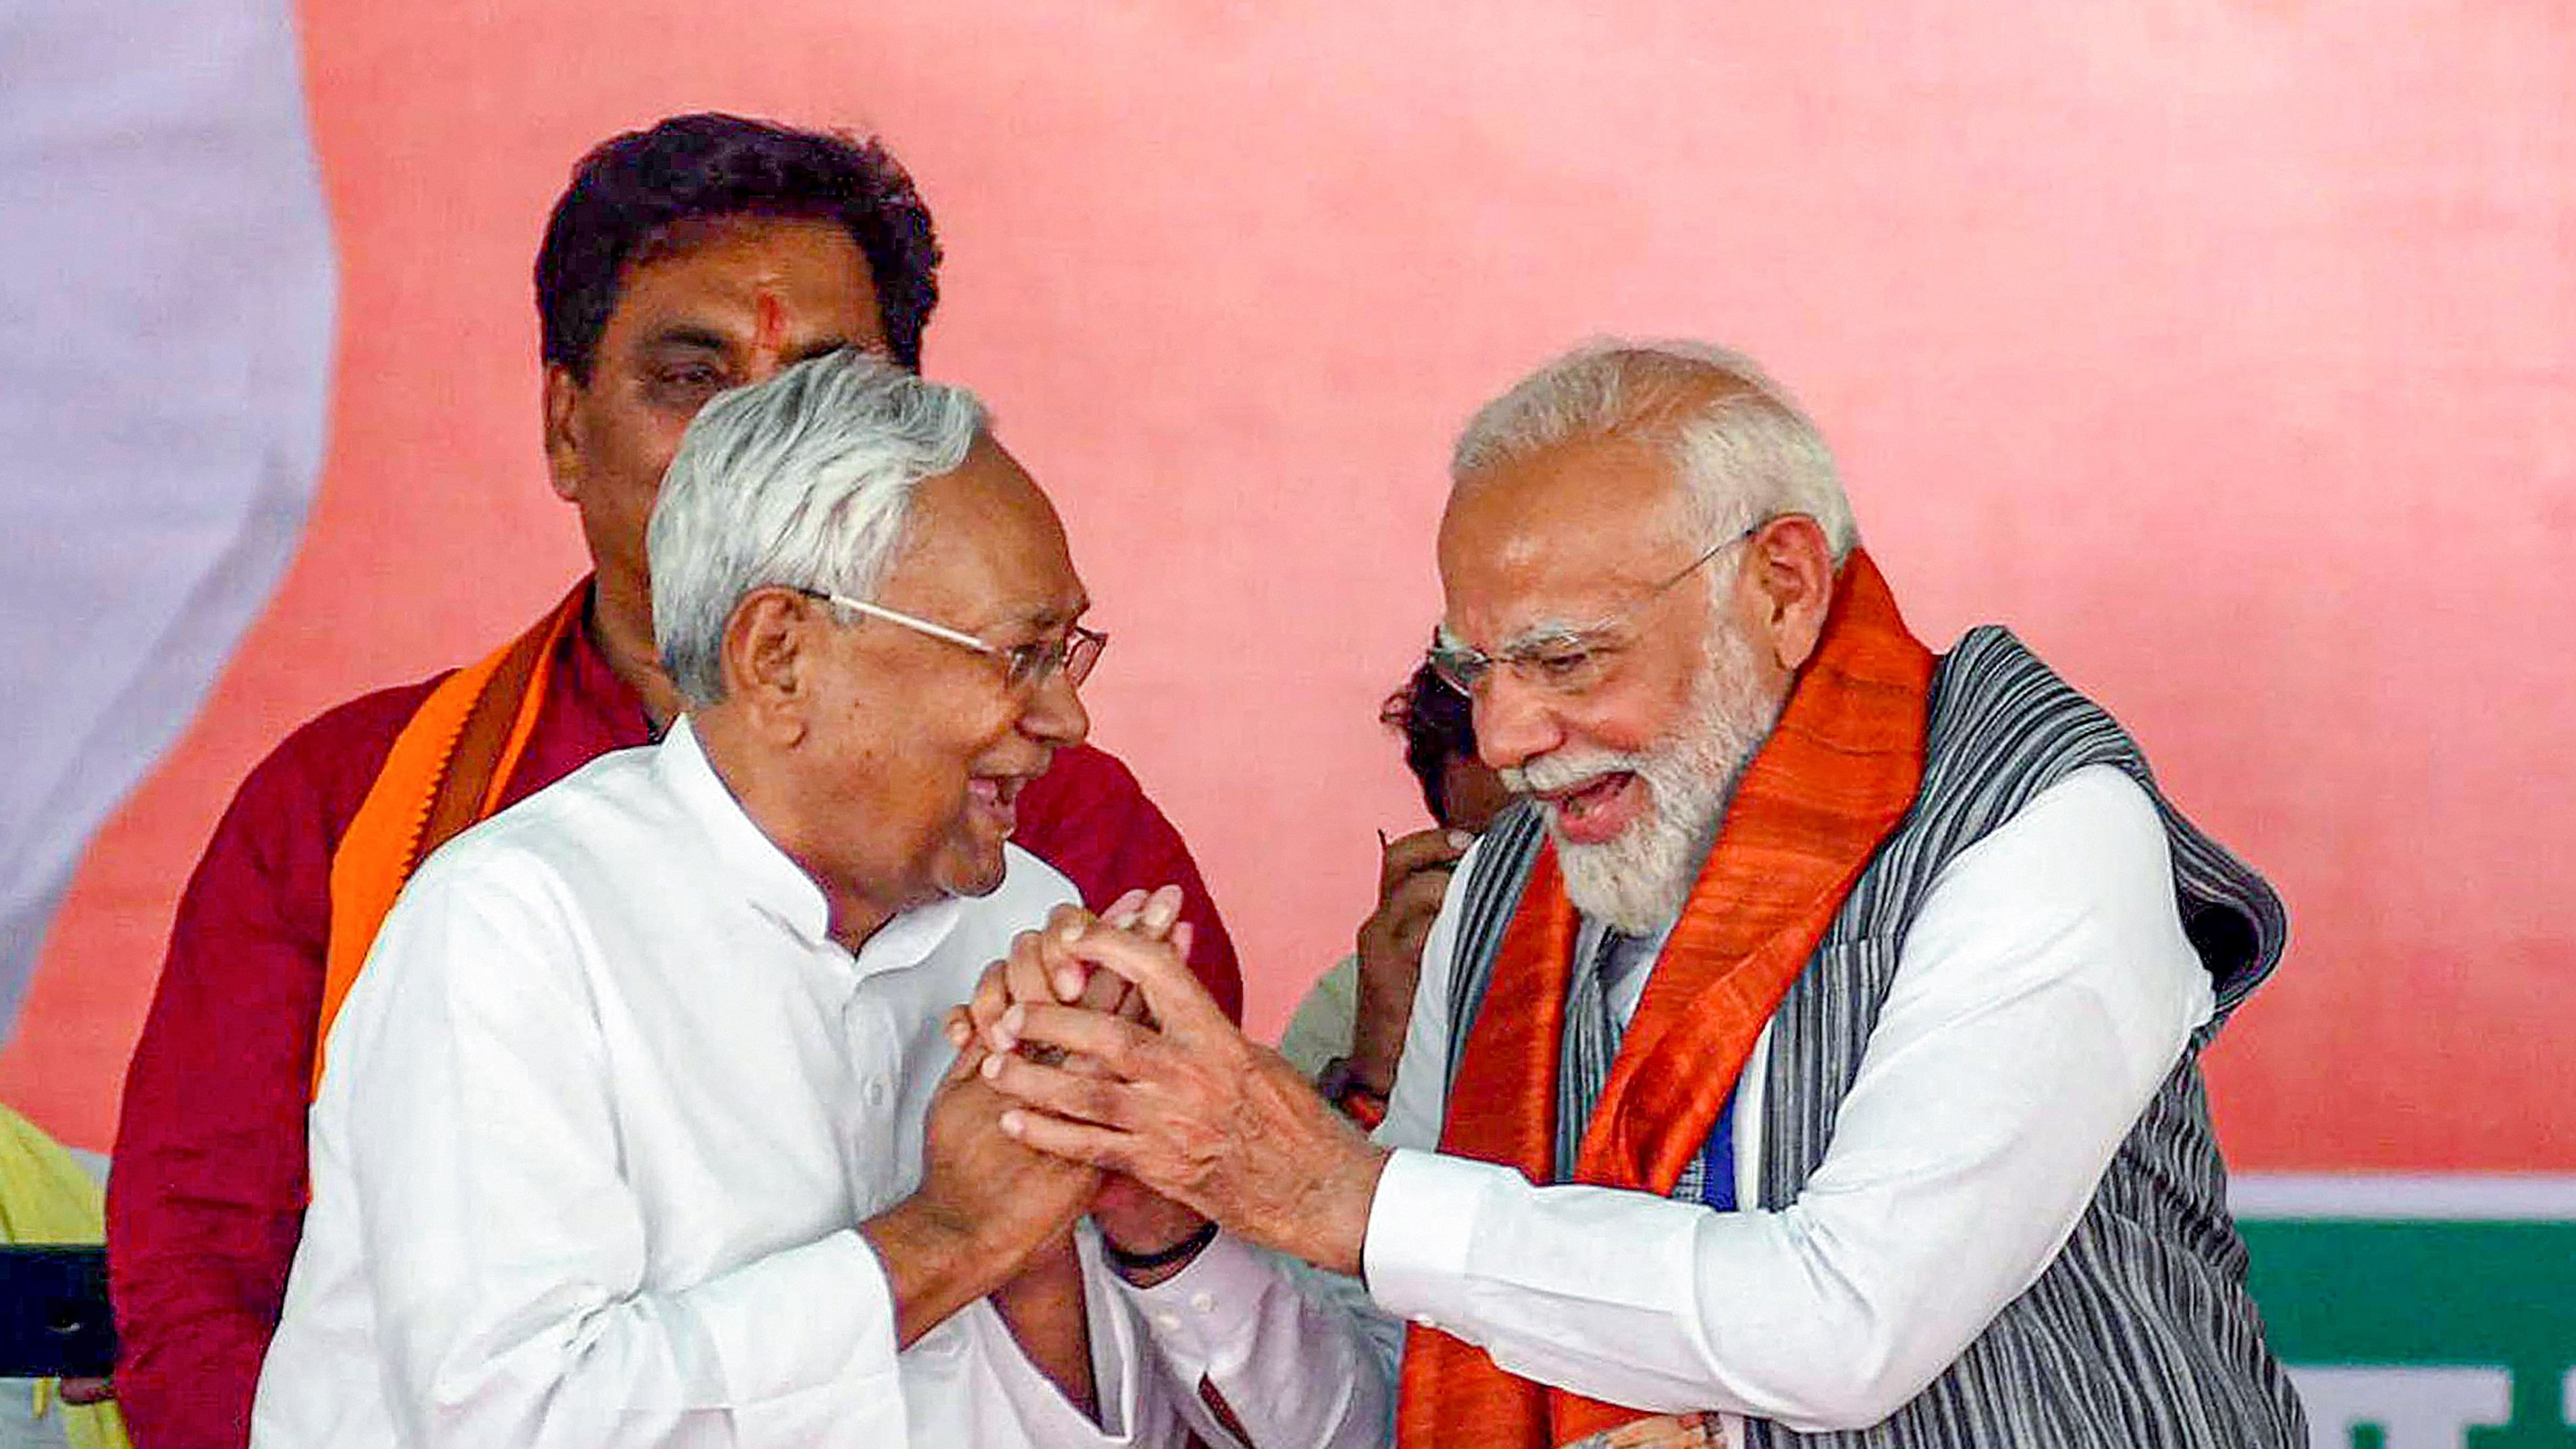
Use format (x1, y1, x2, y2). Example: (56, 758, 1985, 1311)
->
(0, 0, 336, 1035)
(2290, 1366, 2511, 1449)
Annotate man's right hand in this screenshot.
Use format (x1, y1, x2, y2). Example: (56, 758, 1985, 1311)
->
(1348, 828, 1471, 1088)
(951, 889, 1219, 1279)
(861, 1043, 1101, 1347)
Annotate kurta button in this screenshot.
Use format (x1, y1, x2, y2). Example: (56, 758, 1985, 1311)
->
(864, 1082, 887, 1106)
(1153, 1311, 1182, 1332)
(1188, 1292, 1215, 1314)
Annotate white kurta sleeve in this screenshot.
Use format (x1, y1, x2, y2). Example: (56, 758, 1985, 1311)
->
(334, 870, 910, 1448)
(1115, 1232, 1393, 1448)
(1361, 766, 2215, 1431)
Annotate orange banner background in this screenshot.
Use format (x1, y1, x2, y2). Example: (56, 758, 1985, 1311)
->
(6, 1, 2570, 1170)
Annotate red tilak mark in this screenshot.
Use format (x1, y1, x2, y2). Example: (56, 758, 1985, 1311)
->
(753, 292, 785, 354)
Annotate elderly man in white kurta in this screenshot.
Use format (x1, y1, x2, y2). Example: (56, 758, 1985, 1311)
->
(251, 351, 1388, 1448)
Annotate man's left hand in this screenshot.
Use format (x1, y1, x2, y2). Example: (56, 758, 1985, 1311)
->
(978, 920, 1390, 1277)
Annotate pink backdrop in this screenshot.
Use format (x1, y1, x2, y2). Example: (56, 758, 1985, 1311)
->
(9, 1, 2571, 1171)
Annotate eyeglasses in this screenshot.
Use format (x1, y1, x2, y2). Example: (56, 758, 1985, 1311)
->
(795, 587, 1107, 693)
(1425, 523, 1762, 699)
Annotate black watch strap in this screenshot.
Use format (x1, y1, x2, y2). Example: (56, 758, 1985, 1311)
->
(1101, 1217, 1219, 1274)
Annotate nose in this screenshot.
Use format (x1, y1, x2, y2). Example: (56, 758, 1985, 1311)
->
(1018, 666, 1090, 749)
(1471, 669, 1563, 775)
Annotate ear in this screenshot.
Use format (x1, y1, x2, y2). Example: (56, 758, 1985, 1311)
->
(542, 363, 584, 503)
(718, 587, 822, 745)
(1741, 515, 1838, 673)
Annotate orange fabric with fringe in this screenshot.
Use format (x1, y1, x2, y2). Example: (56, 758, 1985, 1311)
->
(1396, 552, 1935, 1448)
(311, 584, 587, 1096)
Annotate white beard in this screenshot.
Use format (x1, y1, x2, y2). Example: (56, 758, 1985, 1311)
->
(1503, 619, 1784, 933)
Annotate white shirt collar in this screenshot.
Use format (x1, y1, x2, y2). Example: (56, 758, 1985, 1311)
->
(653, 714, 966, 970)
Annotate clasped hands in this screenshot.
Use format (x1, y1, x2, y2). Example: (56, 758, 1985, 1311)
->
(946, 885, 1392, 1280)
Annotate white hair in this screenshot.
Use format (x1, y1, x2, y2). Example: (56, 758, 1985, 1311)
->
(649, 349, 987, 706)
(1451, 339, 1858, 560)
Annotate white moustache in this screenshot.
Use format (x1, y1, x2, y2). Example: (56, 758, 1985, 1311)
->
(1502, 750, 1649, 797)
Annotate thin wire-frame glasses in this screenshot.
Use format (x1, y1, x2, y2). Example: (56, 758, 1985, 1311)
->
(1425, 521, 1762, 697)
(796, 586, 1106, 692)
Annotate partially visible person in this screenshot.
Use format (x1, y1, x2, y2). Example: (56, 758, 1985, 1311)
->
(1384, 659, 1514, 842)
(974, 340, 2305, 1448)
(250, 351, 1385, 1447)
(0, 1105, 126, 1449)
(109, 113, 1240, 1449)
(1280, 664, 1513, 1128)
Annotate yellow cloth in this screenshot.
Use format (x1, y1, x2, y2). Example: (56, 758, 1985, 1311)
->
(0, 1106, 130, 1449)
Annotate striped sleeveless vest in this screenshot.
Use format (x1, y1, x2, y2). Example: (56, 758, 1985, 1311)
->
(1441, 626, 2307, 1448)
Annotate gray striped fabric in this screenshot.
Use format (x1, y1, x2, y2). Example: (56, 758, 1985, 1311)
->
(1553, 928, 1626, 1181)
(1442, 797, 1548, 1087)
(1440, 626, 2306, 1448)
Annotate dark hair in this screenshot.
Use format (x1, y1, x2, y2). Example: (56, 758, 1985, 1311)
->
(535, 113, 941, 381)
(1382, 662, 1479, 824)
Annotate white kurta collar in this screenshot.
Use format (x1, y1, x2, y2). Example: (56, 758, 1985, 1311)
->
(654, 714, 965, 968)
(654, 714, 832, 945)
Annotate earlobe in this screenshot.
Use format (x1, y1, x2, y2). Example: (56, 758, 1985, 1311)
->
(542, 365, 583, 503)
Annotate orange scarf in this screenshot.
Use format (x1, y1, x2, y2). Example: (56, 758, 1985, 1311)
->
(1397, 551, 1935, 1448)
(311, 583, 587, 1096)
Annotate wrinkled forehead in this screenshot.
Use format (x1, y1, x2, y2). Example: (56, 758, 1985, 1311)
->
(884, 438, 1087, 625)
(1436, 433, 1693, 645)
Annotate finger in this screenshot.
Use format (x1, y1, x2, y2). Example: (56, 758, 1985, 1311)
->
(1073, 953, 1140, 1023)
(1168, 920, 1195, 968)
(1009, 925, 1076, 1013)
(1052, 926, 1226, 1043)
(944, 1005, 973, 1050)
(997, 999, 1161, 1070)
(968, 958, 1015, 1046)
(1073, 961, 1125, 1011)
(1134, 884, 1184, 940)
(1043, 903, 1097, 1001)
(1100, 887, 1151, 928)
(998, 1106, 1141, 1178)
(1049, 901, 1095, 943)
(1067, 965, 1129, 1036)
(1379, 827, 1472, 892)
(985, 937, 1051, 1051)
(981, 1049, 1135, 1128)
(1055, 1048, 1123, 1081)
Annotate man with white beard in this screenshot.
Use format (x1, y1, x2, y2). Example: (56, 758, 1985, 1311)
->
(962, 341, 2308, 1448)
